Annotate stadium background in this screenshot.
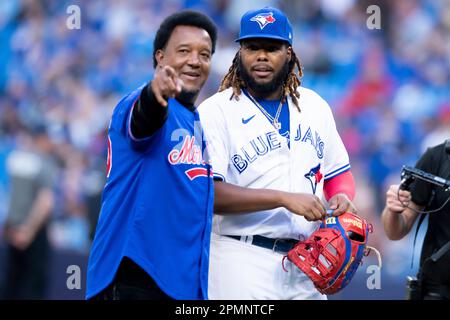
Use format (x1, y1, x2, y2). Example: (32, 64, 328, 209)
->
(0, 0, 449, 299)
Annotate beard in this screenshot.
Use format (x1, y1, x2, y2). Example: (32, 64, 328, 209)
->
(239, 57, 290, 99)
(176, 89, 199, 108)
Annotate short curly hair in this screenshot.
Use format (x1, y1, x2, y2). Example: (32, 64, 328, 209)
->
(153, 10, 217, 68)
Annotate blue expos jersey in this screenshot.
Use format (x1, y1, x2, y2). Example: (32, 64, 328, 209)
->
(86, 85, 214, 299)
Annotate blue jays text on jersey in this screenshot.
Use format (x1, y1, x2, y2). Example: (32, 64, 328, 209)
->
(86, 85, 214, 300)
(231, 124, 325, 174)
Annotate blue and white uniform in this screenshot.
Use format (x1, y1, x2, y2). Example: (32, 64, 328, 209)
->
(87, 85, 214, 300)
(198, 86, 350, 299)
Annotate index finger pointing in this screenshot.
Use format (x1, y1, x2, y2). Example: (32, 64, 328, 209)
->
(162, 66, 177, 78)
(176, 78, 183, 93)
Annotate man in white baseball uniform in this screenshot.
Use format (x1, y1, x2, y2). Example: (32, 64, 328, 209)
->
(198, 7, 357, 300)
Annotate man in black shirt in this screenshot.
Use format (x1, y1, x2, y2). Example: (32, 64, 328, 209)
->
(382, 140, 450, 299)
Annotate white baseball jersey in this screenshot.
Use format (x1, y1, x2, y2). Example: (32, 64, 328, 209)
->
(198, 86, 350, 240)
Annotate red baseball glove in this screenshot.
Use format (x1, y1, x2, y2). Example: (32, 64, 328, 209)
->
(283, 212, 377, 295)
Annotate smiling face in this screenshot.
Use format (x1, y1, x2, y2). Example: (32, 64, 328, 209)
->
(155, 25, 212, 102)
(239, 39, 292, 99)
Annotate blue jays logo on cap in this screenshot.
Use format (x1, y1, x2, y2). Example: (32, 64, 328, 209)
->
(236, 7, 293, 45)
(250, 12, 276, 30)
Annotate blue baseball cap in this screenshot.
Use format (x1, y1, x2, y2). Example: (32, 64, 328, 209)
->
(235, 7, 293, 45)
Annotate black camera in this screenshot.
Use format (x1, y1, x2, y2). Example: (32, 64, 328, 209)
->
(405, 276, 422, 300)
(400, 166, 450, 192)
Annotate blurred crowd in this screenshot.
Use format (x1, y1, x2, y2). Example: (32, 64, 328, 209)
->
(0, 0, 449, 298)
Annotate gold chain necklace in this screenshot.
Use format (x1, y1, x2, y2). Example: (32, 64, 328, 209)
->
(246, 91, 284, 130)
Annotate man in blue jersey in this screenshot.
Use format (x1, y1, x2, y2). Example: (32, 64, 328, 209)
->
(86, 10, 217, 300)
